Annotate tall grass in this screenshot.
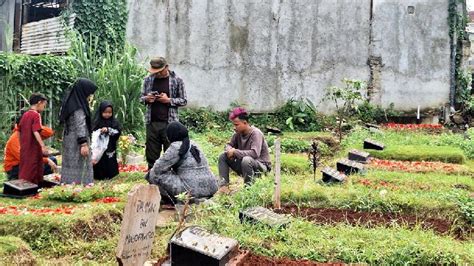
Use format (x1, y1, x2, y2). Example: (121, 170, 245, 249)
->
(68, 32, 147, 134)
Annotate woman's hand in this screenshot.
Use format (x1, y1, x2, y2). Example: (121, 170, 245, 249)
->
(80, 144, 89, 157)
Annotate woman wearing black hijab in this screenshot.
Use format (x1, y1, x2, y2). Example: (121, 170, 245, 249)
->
(59, 78, 97, 185)
(146, 121, 218, 203)
(92, 101, 121, 180)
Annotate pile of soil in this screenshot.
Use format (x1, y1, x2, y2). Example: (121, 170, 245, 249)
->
(275, 205, 469, 240)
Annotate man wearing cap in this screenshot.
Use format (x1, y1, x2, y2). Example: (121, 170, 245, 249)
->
(218, 107, 271, 186)
(140, 57, 187, 169)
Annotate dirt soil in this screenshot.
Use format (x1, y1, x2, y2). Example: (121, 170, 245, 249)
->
(274, 205, 470, 240)
(237, 253, 345, 266)
(155, 253, 345, 266)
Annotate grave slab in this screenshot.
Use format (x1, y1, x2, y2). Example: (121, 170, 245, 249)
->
(170, 226, 239, 266)
(348, 149, 371, 164)
(239, 206, 290, 228)
(336, 159, 366, 175)
(3, 179, 38, 197)
(363, 139, 385, 150)
(321, 167, 346, 183)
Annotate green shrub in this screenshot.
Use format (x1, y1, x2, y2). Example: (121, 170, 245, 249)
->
(368, 145, 466, 164)
(180, 107, 229, 133)
(355, 101, 400, 123)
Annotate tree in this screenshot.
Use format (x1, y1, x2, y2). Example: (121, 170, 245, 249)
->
(324, 79, 366, 142)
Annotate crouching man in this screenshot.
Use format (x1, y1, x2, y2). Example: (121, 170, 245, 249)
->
(218, 107, 271, 186)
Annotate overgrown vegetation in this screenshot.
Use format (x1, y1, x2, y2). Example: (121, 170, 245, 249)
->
(68, 33, 147, 135)
(449, 0, 473, 120)
(0, 53, 76, 146)
(70, 0, 128, 52)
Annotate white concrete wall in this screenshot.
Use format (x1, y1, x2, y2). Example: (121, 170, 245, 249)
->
(371, 0, 451, 110)
(126, 0, 451, 112)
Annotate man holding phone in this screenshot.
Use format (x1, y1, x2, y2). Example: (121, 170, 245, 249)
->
(140, 57, 187, 169)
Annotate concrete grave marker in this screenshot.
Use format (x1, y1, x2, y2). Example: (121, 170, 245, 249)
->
(348, 149, 371, 164)
(363, 139, 385, 150)
(365, 123, 380, 129)
(3, 179, 38, 197)
(239, 206, 290, 228)
(336, 159, 366, 175)
(321, 167, 346, 183)
(169, 226, 239, 266)
(125, 153, 145, 166)
(116, 184, 161, 266)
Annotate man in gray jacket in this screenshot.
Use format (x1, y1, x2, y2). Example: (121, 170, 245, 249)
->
(218, 107, 271, 186)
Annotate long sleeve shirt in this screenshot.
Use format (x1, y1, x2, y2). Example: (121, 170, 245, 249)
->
(225, 126, 271, 165)
(140, 70, 187, 124)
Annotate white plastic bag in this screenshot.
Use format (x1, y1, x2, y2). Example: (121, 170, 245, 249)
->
(91, 129, 110, 162)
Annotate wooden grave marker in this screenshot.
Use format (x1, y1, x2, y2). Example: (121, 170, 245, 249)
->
(116, 184, 161, 266)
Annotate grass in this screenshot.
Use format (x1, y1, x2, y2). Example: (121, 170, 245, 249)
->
(1, 127, 473, 264)
(366, 145, 466, 164)
(0, 236, 36, 265)
(281, 153, 309, 174)
(193, 182, 474, 264)
(343, 126, 474, 159)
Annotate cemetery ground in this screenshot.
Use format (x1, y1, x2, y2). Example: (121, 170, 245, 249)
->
(0, 126, 473, 265)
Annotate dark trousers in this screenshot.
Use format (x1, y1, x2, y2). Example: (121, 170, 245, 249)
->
(146, 121, 170, 169)
(7, 156, 57, 180)
(218, 153, 268, 185)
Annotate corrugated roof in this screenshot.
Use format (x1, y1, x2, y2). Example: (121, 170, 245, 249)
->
(20, 14, 75, 55)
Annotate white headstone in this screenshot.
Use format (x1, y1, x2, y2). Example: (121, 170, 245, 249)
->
(116, 184, 161, 266)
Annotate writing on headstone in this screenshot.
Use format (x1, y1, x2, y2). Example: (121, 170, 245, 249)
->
(170, 226, 239, 265)
(3, 179, 38, 197)
(116, 184, 161, 266)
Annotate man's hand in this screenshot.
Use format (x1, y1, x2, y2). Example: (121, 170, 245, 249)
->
(47, 158, 57, 172)
(80, 144, 89, 157)
(145, 94, 156, 103)
(226, 148, 235, 159)
(157, 93, 171, 104)
(92, 159, 98, 165)
(100, 127, 108, 133)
